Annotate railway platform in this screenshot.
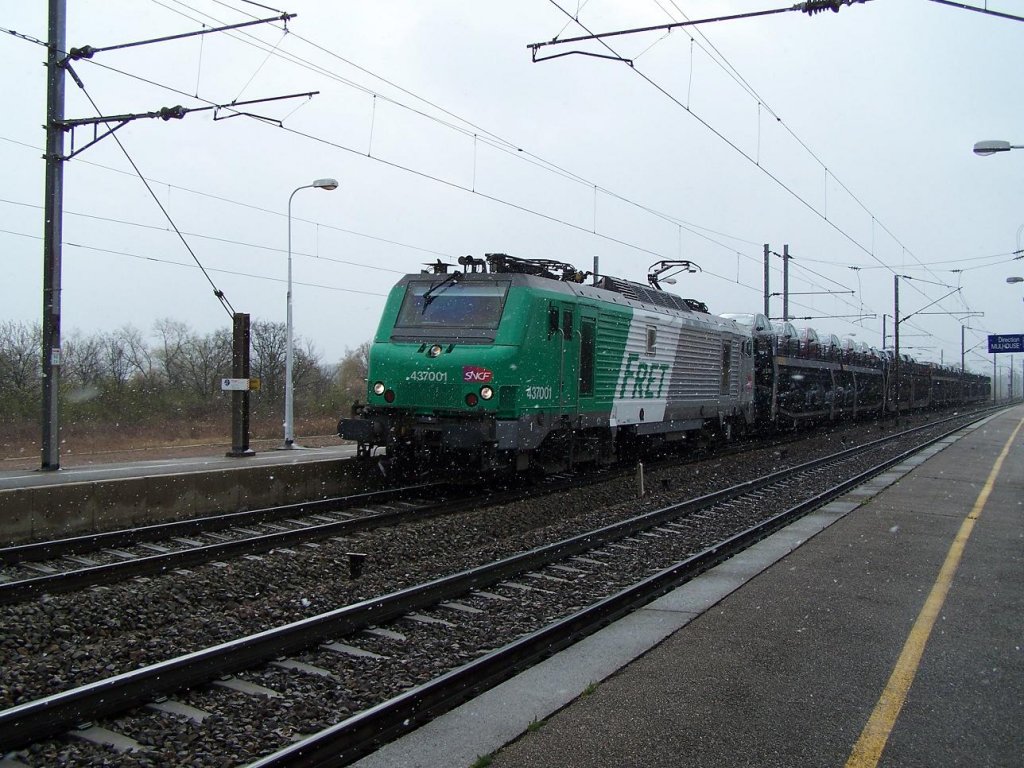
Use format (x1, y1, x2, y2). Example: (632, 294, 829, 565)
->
(356, 405, 1024, 768)
(0, 444, 366, 545)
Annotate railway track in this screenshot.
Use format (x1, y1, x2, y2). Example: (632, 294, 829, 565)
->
(0, 409, 997, 767)
(0, 407, 985, 605)
(0, 485, 446, 604)
(0, 467, 638, 604)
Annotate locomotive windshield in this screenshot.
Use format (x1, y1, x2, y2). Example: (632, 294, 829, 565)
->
(395, 280, 510, 329)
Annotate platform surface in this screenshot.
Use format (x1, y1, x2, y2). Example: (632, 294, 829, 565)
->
(0, 442, 366, 545)
(0, 444, 358, 491)
(354, 406, 1023, 768)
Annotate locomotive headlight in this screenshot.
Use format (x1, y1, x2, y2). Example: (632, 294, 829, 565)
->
(372, 381, 386, 396)
(427, 344, 443, 358)
(479, 385, 494, 400)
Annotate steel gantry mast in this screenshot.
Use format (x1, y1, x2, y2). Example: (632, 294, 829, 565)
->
(37, 2, 306, 469)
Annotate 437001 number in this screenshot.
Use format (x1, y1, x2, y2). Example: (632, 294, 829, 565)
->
(407, 370, 448, 382)
(525, 385, 552, 400)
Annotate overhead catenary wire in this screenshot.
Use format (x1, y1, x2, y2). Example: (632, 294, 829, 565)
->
(0, 70, 937, 346)
(50, 48, 735, 262)
(2, 5, 990, 358)
(141, 0, 937, 334)
(927, 0, 1024, 22)
(645, 0, 952, 290)
(67, 63, 238, 318)
(0, 227, 387, 299)
(151, 0, 766, 248)
(796, 249, 1023, 269)
(3, 130, 855, 319)
(56, 42, 868, 321)
(541, 1, 929, 278)
(76, 0, 1002, 335)
(1, 0, 991, 307)
(58, 11, 293, 61)
(0, 196, 414, 276)
(549, 0, 975, 321)
(541, 0, 980, 339)
(68, 50, 755, 262)
(0, 136, 458, 261)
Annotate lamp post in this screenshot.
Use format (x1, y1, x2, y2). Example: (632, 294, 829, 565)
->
(973, 140, 1024, 156)
(284, 178, 338, 449)
(1011, 277, 1024, 313)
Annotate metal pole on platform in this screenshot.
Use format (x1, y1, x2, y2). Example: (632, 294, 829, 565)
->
(763, 243, 770, 317)
(283, 178, 337, 449)
(41, 0, 66, 471)
(894, 276, 901, 424)
(782, 244, 790, 322)
(227, 313, 255, 457)
(960, 325, 965, 401)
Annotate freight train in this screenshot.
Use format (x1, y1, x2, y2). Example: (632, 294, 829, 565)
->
(338, 253, 990, 474)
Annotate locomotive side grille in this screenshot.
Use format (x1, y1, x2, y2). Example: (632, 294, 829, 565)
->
(596, 276, 692, 313)
(668, 327, 722, 401)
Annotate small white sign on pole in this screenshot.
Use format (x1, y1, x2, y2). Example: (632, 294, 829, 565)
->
(221, 377, 251, 391)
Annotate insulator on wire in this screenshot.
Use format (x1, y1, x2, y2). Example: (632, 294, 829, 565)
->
(800, 0, 867, 16)
(158, 105, 186, 120)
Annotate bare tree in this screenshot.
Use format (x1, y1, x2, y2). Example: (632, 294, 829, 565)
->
(154, 318, 191, 389)
(250, 320, 287, 402)
(0, 318, 333, 436)
(100, 330, 132, 393)
(62, 331, 104, 390)
(293, 338, 327, 397)
(0, 320, 41, 393)
(178, 327, 232, 397)
(337, 341, 371, 403)
(119, 325, 156, 385)
(0, 321, 41, 422)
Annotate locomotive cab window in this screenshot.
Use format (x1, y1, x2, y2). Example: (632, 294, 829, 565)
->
(562, 310, 574, 340)
(395, 280, 509, 329)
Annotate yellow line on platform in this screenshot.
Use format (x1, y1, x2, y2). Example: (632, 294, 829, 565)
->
(844, 416, 1024, 768)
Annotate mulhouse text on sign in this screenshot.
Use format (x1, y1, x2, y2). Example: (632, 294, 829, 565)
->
(987, 334, 1024, 354)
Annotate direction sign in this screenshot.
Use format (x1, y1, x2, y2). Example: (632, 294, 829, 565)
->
(987, 334, 1024, 354)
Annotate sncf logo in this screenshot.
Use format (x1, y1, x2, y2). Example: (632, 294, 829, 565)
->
(463, 366, 493, 383)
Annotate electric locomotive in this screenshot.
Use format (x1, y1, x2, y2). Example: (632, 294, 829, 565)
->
(338, 253, 754, 473)
(338, 253, 991, 474)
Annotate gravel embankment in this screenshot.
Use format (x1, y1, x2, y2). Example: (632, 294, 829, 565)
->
(0, 415, 941, 713)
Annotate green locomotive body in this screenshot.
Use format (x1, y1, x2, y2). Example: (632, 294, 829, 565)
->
(338, 254, 991, 474)
(339, 254, 755, 473)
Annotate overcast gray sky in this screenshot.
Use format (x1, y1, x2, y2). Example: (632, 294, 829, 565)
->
(2, 0, 1022, 387)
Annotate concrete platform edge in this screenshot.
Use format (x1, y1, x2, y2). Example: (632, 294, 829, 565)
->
(352, 416, 996, 768)
(0, 447, 370, 545)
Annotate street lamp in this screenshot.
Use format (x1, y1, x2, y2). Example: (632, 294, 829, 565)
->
(973, 140, 1024, 156)
(284, 177, 338, 449)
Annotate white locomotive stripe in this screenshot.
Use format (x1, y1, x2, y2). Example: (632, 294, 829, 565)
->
(611, 309, 754, 427)
(611, 312, 682, 425)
